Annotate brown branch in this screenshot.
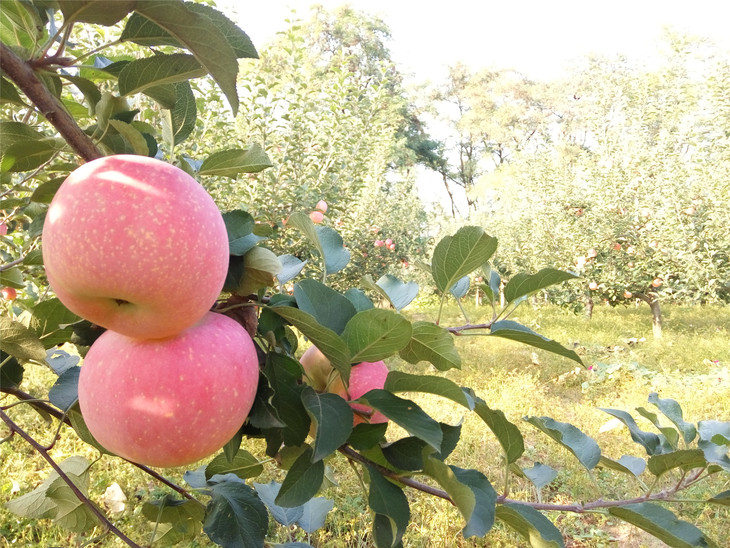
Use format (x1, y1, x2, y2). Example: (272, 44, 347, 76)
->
(0, 43, 103, 162)
(0, 408, 142, 548)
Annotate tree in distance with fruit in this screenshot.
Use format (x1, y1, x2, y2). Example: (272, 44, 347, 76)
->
(1, 2, 728, 548)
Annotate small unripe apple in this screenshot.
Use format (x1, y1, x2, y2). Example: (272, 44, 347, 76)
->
(2, 287, 17, 300)
(42, 155, 229, 339)
(309, 211, 324, 224)
(300, 345, 335, 392)
(331, 361, 389, 425)
(315, 200, 328, 213)
(78, 312, 259, 467)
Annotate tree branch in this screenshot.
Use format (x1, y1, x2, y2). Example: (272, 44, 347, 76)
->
(0, 43, 103, 162)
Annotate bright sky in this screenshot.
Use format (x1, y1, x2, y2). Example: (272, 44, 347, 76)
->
(225, 0, 730, 83)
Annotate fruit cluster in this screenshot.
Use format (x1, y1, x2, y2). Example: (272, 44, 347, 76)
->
(42, 155, 259, 468)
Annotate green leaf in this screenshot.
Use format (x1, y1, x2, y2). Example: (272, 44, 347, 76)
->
(142, 497, 204, 545)
(523, 462, 558, 490)
(431, 226, 498, 293)
(278, 255, 307, 285)
(45, 475, 99, 533)
(165, 81, 197, 146)
(198, 145, 272, 177)
(361, 274, 419, 311)
(344, 288, 374, 311)
(398, 321, 461, 371)
(472, 395, 525, 464)
(67, 404, 110, 454)
(358, 389, 442, 451)
(60, 0, 136, 26)
(0, 316, 46, 362)
(297, 496, 334, 533)
(384, 371, 473, 409)
(636, 406, 680, 450)
(0, 351, 24, 389)
(205, 449, 264, 481)
(496, 503, 565, 547)
(347, 422, 388, 451)
(647, 449, 708, 477)
(203, 480, 268, 548)
(60, 75, 102, 113)
(118, 53, 206, 97)
(0, 120, 44, 153)
(451, 467, 497, 538)
(316, 226, 350, 275)
(367, 465, 410, 548)
(0, 266, 24, 289)
(0, 0, 43, 52)
(29, 297, 81, 348)
(599, 408, 664, 456)
(253, 481, 303, 527)
(301, 387, 353, 462)
(30, 177, 65, 204)
(275, 446, 324, 508)
(449, 275, 470, 298)
(490, 320, 583, 365)
(133, 1, 241, 114)
(0, 138, 66, 172)
(342, 309, 412, 363)
(48, 367, 80, 411)
(108, 119, 149, 156)
(598, 455, 646, 477)
(222, 210, 267, 256)
(236, 247, 281, 295)
(647, 392, 697, 445)
(504, 268, 579, 303)
(609, 502, 720, 548)
(709, 490, 730, 506)
(294, 279, 357, 335)
(1, 76, 27, 106)
(524, 416, 601, 470)
(262, 353, 310, 447)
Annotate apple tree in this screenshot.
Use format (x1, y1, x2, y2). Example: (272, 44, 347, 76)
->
(1, 2, 728, 547)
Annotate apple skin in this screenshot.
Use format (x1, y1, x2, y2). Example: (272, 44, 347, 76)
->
(2, 287, 17, 300)
(42, 155, 229, 339)
(300, 345, 335, 391)
(331, 361, 389, 425)
(315, 200, 328, 213)
(78, 311, 259, 468)
(309, 210, 324, 224)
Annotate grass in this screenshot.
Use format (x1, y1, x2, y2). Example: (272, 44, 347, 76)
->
(2, 303, 729, 547)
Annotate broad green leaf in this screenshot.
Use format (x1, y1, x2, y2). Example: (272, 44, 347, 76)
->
(709, 490, 730, 506)
(496, 503, 565, 547)
(108, 119, 149, 156)
(598, 455, 646, 477)
(253, 481, 303, 526)
(30, 177, 65, 203)
(297, 496, 335, 533)
(384, 370, 473, 409)
(490, 320, 583, 365)
(0, 351, 24, 389)
(0, 76, 27, 107)
(449, 275, 470, 298)
(205, 449, 264, 481)
(698, 421, 730, 443)
(203, 480, 268, 548)
(422, 453, 474, 525)
(648, 392, 697, 445)
(167, 81, 197, 145)
(647, 449, 707, 477)
(599, 408, 664, 456)
(358, 389, 442, 451)
(60, 0, 136, 25)
(60, 75, 101, 112)
(198, 145, 272, 177)
(0, 138, 66, 172)
(67, 404, 110, 454)
(344, 288, 374, 311)
(347, 422, 388, 451)
(0, 266, 24, 289)
(223, 428, 244, 463)
(48, 367, 80, 411)
(0, 0, 43, 52)
(524, 416, 601, 470)
(361, 274, 419, 311)
(451, 467, 497, 538)
(262, 353, 310, 447)
(398, 321, 462, 371)
(431, 226, 497, 293)
(523, 463, 558, 490)
(301, 387, 353, 462)
(0, 120, 44, 154)
(142, 497, 204, 544)
(0, 316, 46, 362)
(268, 305, 351, 379)
(342, 309, 412, 363)
(504, 268, 579, 303)
(316, 226, 350, 275)
(276, 446, 325, 508)
(133, 1, 240, 114)
(367, 465, 410, 548)
(278, 254, 307, 285)
(636, 406, 680, 450)
(294, 279, 357, 335)
(381, 423, 461, 470)
(236, 246, 281, 295)
(118, 54, 206, 97)
(45, 475, 99, 533)
(222, 210, 267, 256)
(472, 396, 525, 464)
(609, 503, 720, 548)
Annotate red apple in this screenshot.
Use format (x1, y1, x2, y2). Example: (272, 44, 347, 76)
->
(309, 211, 324, 224)
(2, 287, 17, 300)
(588, 281, 599, 290)
(374, 240, 384, 247)
(0, 221, 7, 236)
(587, 248, 598, 258)
(612, 243, 622, 251)
(331, 361, 389, 425)
(42, 155, 229, 339)
(385, 239, 393, 246)
(300, 345, 336, 392)
(78, 312, 258, 467)
(388, 243, 396, 251)
(623, 290, 632, 298)
(652, 277, 663, 288)
(315, 200, 328, 213)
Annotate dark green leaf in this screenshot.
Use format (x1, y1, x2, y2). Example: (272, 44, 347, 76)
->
(30, 177, 65, 204)
(204, 480, 268, 548)
(384, 370, 473, 409)
(598, 455, 646, 477)
(316, 226, 350, 275)
(0, 317, 46, 362)
(118, 54, 205, 97)
(275, 447, 324, 508)
(198, 145, 272, 177)
(599, 408, 664, 456)
(263, 353, 310, 447)
(344, 288, 374, 311)
(67, 404, 110, 454)
(342, 309, 412, 363)
(0, 138, 66, 172)
(451, 467, 497, 538)
(48, 366, 80, 411)
(504, 268, 579, 303)
(60, 0, 135, 25)
(524, 416, 601, 470)
(347, 422, 388, 450)
(490, 320, 583, 365)
(30, 298, 80, 349)
(60, 75, 101, 112)
(367, 465, 410, 548)
(295, 279, 357, 335)
(222, 210, 266, 256)
(472, 396, 525, 463)
(142, 496, 204, 544)
(708, 490, 730, 506)
(523, 462, 558, 490)
(431, 226, 498, 293)
(0, 76, 27, 106)
(253, 481, 303, 526)
(167, 81, 196, 145)
(647, 449, 707, 477)
(609, 503, 720, 548)
(205, 449, 264, 481)
(278, 254, 307, 284)
(496, 503, 565, 547)
(361, 274, 418, 311)
(301, 387, 353, 462)
(0, 350, 24, 389)
(297, 496, 334, 533)
(646, 393, 697, 445)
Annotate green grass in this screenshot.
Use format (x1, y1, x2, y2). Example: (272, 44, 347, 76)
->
(2, 303, 729, 547)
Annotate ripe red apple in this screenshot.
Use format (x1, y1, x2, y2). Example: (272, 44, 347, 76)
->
(652, 278, 663, 288)
(2, 287, 17, 300)
(385, 239, 393, 246)
(388, 243, 396, 251)
(612, 243, 622, 251)
(42, 155, 229, 339)
(78, 312, 258, 467)
(300, 345, 336, 392)
(587, 248, 598, 258)
(309, 210, 324, 224)
(374, 240, 384, 247)
(331, 361, 389, 425)
(623, 290, 633, 298)
(0, 221, 7, 236)
(315, 200, 328, 213)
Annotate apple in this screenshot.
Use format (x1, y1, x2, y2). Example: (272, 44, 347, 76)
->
(388, 243, 396, 250)
(652, 277, 663, 288)
(2, 287, 17, 300)
(309, 210, 324, 224)
(0, 221, 7, 236)
(315, 200, 328, 213)
(385, 239, 393, 246)
(330, 361, 389, 425)
(623, 290, 633, 298)
(612, 243, 622, 251)
(300, 345, 336, 392)
(78, 311, 259, 467)
(587, 248, 598, 258)
(374, 240, 384, 247)
(42, 155, 229, 340)
(588, 281, 599, 290)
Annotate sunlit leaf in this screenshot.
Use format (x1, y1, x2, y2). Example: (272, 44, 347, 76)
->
(524, 416, 601, 470)
(398, 321, 462, 371)
(342, 309, 412, 363)
(431, 226, 497, 293)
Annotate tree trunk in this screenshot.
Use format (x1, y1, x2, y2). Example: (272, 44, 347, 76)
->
(635, 292, 663, 339)
(585, 295, 594, 319)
